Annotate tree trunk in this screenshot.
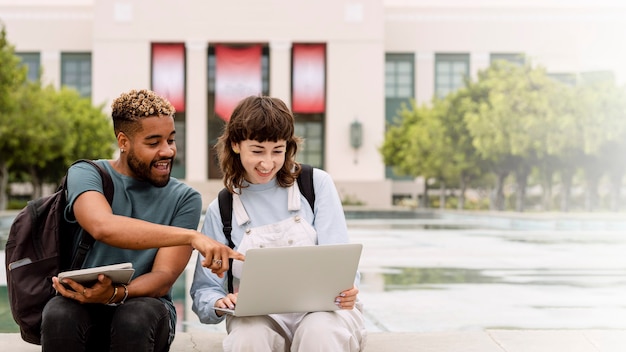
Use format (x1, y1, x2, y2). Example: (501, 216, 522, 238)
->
(585, 176, 600, 212)
(541, 168, 554, 211)
(560, 171, 573, 213)
(609, 172, 623, 212)
(489, 188, 496, 211)
(30, 167, 43, 199)
(458, 175, 467, 210)
(515, 169, 528, 212)
(439, 181, 445, 210)
(421, 180, 429, 208)
(0, 161, 8, 210)
(492, 171, 508, 211)
(583, 159, 604, 212)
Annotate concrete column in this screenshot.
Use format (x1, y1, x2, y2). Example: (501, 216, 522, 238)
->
(185, 40, 208, 182)
(41, 50, 61, 89)
(269, 40, 292, 104)
(415, 52, 434, 105)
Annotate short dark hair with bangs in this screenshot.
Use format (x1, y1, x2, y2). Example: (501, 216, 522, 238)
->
(216, 95, 303, 193)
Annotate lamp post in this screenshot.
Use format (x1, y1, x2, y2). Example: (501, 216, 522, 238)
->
(350, 119, 362, 164)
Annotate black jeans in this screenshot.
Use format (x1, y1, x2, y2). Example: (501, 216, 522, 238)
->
(41, 295, 171, 352)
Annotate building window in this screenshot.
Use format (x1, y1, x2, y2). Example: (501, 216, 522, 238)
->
(549, 71, 614, 86)
(294, 115, 324, 168)
(291, 43, 326, 169)
(61, 53, 91, 98)
(385, 53, 414, 123)
(16, 52, 40, 82)
(385, 53, 414, 180)
(580, 70, 615, 85)
(435, 53, 469, 99)
(490, 53, 525, 66)
(385, 54, 413, 99)
(548, 73, 578, 86)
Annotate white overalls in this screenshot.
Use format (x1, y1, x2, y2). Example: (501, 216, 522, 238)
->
(223, 182, 367, 352)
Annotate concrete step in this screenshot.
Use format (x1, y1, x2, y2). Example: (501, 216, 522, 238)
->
(3, 330, 626, 351)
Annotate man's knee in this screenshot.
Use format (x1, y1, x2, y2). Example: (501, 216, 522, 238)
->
(109, 298, 171, 352)
(112, 297, 169, 330)
(42, 296, 83, 326)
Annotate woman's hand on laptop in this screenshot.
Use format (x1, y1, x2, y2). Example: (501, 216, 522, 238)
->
(335, 285, 359, 310)
(215, 293, 238, 316)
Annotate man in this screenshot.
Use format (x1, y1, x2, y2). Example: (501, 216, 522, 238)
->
(42, 89, 243, 352)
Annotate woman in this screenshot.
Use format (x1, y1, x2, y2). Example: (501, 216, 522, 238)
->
(190, 95, 367, 351)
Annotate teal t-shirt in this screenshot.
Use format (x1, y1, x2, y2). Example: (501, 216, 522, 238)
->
(65, 160, 201, 272)
(63, 159, 202, 337)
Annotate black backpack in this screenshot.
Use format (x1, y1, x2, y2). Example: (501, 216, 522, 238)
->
(4, 159, 114, 345)
(218, 164, 315, 293)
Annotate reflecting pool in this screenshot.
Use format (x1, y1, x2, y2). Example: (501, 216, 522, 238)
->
(350, 213, 626, 332)
(2, 211, 626, 334)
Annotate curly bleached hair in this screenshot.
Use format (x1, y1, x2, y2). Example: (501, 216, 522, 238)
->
(111, 89, 176, 136)
(216, 95, 303, 193)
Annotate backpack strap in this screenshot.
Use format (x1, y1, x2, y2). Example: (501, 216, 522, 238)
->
(218, 164, 315, 293)
(70, 159, 114, 269)
(218, 188, 235, 293)
(297, 164, 315, 211)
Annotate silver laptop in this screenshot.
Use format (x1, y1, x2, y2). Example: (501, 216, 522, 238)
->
(215, 243, 363, 316)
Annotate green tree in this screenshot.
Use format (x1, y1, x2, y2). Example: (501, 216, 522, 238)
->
(380, 101, 439, 207)
(464, 62, 526, 211)
(511, 64, 568, 212)
(574, 80, 626, 211)
(465, 60, 564, 212)
(0, 24, 114, 208)
(437, 86, 491, 209)
(54, 87, 115, 175)
(427, 100, 455, 209)
(0, 23, 27, 209)
(380, 96, 490, 210)
(9, 82, 71, 198)
(10, 86, 115, 199)
(549, 83, 587, 212)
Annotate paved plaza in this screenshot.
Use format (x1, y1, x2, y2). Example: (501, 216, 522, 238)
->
(2, 210, 626, 350)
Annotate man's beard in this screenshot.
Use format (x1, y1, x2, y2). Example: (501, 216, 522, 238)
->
(127, 149, 171, 187)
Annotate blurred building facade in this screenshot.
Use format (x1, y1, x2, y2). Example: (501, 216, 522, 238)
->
(1, 0, 625, 208)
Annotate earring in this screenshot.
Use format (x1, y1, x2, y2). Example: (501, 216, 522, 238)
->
(120, 148, 125, 153)
(233, 149, 239, 154)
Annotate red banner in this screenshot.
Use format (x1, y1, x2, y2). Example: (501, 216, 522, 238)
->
(215, 44, 262, 121)
(292, 44, 326, 113)
(151, 43, 185, 112)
